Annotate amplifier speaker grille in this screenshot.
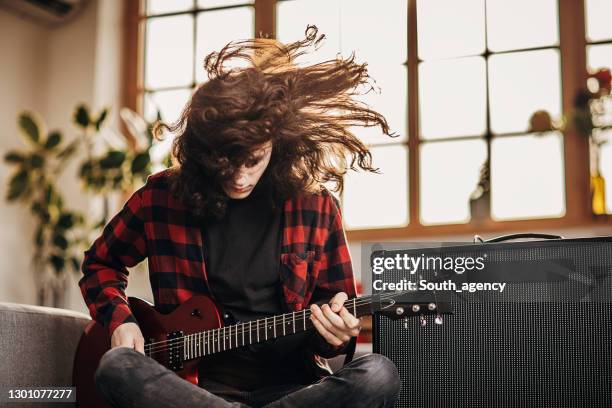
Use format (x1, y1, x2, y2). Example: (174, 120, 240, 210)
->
(373, 238, 612, 408)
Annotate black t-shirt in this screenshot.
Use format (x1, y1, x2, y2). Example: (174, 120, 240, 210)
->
(197, 177, 313, 390)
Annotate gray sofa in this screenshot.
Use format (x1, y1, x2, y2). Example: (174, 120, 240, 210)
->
(0, 302, 91, 406)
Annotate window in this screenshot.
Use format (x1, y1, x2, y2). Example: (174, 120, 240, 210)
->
(141, 1, 255, 124)
(129, 0, 605, 239)
(277, 0, 409, 229)
(585, 0, 612, 213)
(420, 0, 565, 224)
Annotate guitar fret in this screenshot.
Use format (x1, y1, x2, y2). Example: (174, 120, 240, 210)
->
(229, 325, 232, 349)
(282, 314, 286, 336)
(241, 322, 245, 347)
(353, 298, 356, 316)
(217, 328, 221, 352)
(249, 321, 253, 344)
(264, 317, 268, 341)
(273, 315, 276, 338)
(235, 323, 238, 347)
(292, 312, 296, 333)
(184, 336, 188, 360)
(303, 309, 306, 330)
(256, 319, 260, 342)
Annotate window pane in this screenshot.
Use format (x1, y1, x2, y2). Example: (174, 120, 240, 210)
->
(277, 0, 341, 63)
(585, 0, 612, 42)
(488, 49, 561, 134)
(143, 88, 193, 124)
(491, 133, 565, 220)
(354, 63, 407, 145)
(419, 57, 486, 139)
(198, 0, 254, 8)
(343, 145, 408, 229)
(417, 0, 485, 60)
(486, 0, 558, 52)
(339, 0, 407, 64)
(147, 0, 192, 15)
(595, 129, 612, 213)
(145, 16, 194, 89)
(587, 43, 612, 72)
(195, 7, 254, 83)
(420, 139, 487, 225)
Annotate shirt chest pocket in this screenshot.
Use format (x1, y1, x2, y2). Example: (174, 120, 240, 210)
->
(279, 251, 322, 309)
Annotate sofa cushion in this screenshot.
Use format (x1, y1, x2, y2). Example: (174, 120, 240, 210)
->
(0, 302, 91, 389)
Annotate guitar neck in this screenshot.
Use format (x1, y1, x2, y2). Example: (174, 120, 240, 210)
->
(173, 295, 384, 361)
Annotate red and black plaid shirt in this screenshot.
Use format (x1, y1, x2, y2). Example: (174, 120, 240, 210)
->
(79, 169, 356, 356)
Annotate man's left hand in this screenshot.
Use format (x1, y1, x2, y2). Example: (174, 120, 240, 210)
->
(309, 292, 362, 347)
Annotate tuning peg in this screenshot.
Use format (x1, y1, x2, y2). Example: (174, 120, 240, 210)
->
(419, 315, 427, 326)
(434, 314, 443, 325)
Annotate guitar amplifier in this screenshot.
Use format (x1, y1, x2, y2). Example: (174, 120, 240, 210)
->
(372, 235, 612, 408)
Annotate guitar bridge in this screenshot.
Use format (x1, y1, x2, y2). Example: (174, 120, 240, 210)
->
(166, 331, 184, 371)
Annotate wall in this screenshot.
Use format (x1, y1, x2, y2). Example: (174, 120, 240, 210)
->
(0, 7, 48, 305)
(0, 0, 152, 313)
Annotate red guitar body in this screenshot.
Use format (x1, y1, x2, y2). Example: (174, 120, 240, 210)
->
(72, 295, 222, 408)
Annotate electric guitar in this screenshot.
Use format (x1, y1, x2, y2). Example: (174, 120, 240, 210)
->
(73, 292, 449, 407)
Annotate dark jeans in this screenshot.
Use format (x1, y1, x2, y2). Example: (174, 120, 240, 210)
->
(95, 347, 401, 408)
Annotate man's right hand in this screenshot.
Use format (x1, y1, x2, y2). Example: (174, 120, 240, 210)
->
(110, 322, 145, 355)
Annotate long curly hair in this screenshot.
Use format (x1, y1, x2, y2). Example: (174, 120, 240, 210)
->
(154, 26, 395, 221)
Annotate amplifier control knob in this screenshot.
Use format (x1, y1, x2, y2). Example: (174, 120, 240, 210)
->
(396, 307, 405, 315)
(412, 304, 421, 313)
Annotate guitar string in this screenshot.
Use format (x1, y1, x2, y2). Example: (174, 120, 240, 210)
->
(143, 291, 405, 356)
(143, 291, 403, 355)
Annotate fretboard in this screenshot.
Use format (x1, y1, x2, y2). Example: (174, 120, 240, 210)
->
(158, 295, 385, 361)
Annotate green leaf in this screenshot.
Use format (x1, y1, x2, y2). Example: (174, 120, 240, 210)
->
(131, 152, 151, 174)
(57, 213, 75, 230)
(52, 234, 68, 250)
(29, 153, 45, 168)
(44, 131, 62, 150)
(5, 151, 25, 163)
(74, 105, 90, 128)
(100, 150, 126, 169)
(18, 113, 40, 144)
(44, 184, 54, 205)
(57, 139, 79, 160)
(95, 108, 109, 131)
(79, 161, 94, 178)
(70, 257, 81, 273)
(34, 225, 44, 248)
(49, 254, 65, 275)
(7, 170, 29, 201)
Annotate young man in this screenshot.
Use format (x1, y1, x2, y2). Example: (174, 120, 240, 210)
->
(79, 27, 400, 407)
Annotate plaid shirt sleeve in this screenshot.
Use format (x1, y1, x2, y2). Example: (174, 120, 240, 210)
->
(308, 192, 357, 358)
(78, 187, 148, 337)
